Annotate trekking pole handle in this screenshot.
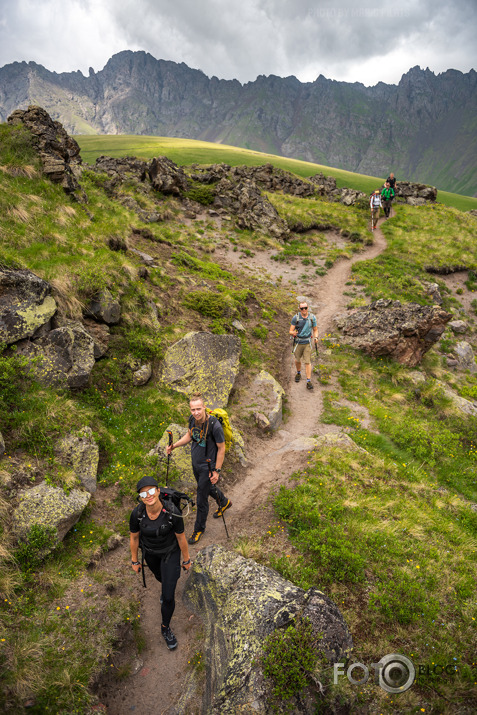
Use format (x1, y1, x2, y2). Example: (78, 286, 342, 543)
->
(167, 430, 173, 446)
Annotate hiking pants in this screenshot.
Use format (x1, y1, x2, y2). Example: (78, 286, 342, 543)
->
(383, 199, 392, 217)
(193, 465, 227, 532)
(144, 548, 181, 628)
(372, 207, 380, 227)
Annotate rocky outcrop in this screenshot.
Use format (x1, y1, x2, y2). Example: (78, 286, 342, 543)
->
(0, 268, 57, 345)
(242, 370, 286, 432)
(181, 545, 353, 714)
(395, 181, 437, 203)
(436, 382, 477, 417)
(161, 331, 241, 409)
(335, 299, 451, 366)
(147, 156, 189, 195)
(12, 482, 90, 553)
(7, 105, 82, 194)
(214, 177, 289, 239)
(16, 323, 96, 388)
(454, 341, 477, 373)
(56, 427, 99, 493)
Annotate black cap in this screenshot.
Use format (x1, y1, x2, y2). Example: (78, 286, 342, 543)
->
(136, 476, 159, 493)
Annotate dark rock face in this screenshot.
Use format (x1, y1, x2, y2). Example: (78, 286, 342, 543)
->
(147, 156, 189, 194)
(7, 105, 82, 194)
(181, 545, 353, 714)
(1, 55, 475, 194)
(336, 299, 452, 366)
(214, 177, 290, 238)
(396, 181, 437, 202)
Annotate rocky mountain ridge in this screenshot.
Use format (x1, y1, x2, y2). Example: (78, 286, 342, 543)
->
(1, 51, 476, 196)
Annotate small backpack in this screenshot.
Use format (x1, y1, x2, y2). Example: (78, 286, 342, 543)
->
(207, 408, 234, 451)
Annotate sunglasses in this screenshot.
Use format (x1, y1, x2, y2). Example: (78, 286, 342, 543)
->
(299, 306, 308, 311)
(139, 487, 156, 498)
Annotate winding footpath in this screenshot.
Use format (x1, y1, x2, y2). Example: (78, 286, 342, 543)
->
(100, 217, 388, 714)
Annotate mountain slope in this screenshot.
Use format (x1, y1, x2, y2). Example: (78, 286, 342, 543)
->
(0, 51, 476, 195)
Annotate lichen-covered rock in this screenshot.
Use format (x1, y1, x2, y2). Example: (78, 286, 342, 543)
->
(132, 363, 152, 386)
(336, 300, 451, 366)
(161, 331, 241, 409)
(273, 432, 366, 457)
(16, 323, 96, 388)
(82, 318, 110, 358)
(181, 545, 353, 714)
(86, 289, 121, 325)
(454, 341, 477, 373)
(0, 268, 57, 345)
(425, 282, 443, 305)
(214, 178, 290, 239)
(243, 370, 285, 431)
(12, 482, 90, 549)
(56, 426, 99, 493)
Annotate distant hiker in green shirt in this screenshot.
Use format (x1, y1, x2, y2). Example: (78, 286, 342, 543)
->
(381, 181, 395, 218)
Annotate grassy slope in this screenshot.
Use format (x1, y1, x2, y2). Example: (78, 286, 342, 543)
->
(76, 134, 477, 212)
(1, 122, 476, 714)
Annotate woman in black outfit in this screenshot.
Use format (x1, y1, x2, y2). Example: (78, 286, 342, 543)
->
(129, 476, 191, 650)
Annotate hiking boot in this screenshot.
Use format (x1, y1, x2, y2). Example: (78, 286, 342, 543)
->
(306, 381, 314, 390)
(213, 500, 232, 518)
(161, 625, 178, 650)
(188, 530, 203, 544)
(295, 372, 301, 382)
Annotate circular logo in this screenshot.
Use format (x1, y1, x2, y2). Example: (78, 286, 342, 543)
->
(377, 654, 415, 693)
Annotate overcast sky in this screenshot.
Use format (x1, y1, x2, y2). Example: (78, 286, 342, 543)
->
(0, 0, 476, 86)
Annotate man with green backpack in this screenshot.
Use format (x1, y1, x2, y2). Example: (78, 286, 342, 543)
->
(166, 393, 232, 544)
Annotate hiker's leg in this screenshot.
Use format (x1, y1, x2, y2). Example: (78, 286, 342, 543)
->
(210, 482, 227, 508)
(303, 344, 312, 379)
(144, 552, 163, 583)
(294, 343, 305, 373)
(160, 551, 181, 628)
(194, 466, 212, 532)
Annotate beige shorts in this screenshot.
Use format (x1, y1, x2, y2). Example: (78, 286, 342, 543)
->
(294, 342, 311, 363)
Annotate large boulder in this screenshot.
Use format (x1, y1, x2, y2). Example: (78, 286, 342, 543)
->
(436, 382, 477, 417)
(335, 299, 451, 366)
(395, 181, 437, 202)
(16, 323, 96, 388)
(0, 268, 57, 345)
(55, 426, 99, 493)
(242, 370, 285, 431)
(181, 545, 353, 714)
(7, 105, 82, 194)
(12, 482, 90, 552)
(161, 332, 241, 409)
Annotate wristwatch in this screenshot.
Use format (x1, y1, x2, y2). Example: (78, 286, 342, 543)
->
(215, 468, 221, 474)
(131, 561, 140, 565)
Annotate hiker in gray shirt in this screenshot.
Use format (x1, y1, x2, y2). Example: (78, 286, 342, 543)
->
(289, 301, 318, 390)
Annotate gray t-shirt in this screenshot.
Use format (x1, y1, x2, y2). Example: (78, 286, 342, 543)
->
(291, 313, 317, 344)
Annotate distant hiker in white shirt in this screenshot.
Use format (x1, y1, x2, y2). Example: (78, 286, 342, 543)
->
(370, 190, 382, 229)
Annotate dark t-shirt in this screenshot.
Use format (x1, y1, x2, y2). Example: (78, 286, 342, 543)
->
(291, 313, 318, 344)
(188, 415, 224, 469)
(129, 503, 184, 553)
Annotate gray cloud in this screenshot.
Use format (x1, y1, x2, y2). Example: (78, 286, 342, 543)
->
(0, 0, 475, 86)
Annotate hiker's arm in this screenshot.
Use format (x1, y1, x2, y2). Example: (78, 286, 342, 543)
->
(130, 532, 141, 573)
(167, 431, 192, 454)
(211, 441, 225, 484)
(289, 323, 298, 336)
(176, 532, 192, 571)
(313, 325, 319, 341)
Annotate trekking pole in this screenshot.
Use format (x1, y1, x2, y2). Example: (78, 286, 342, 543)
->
(165, 430, 173, 484)
(207, 458, 229, 539)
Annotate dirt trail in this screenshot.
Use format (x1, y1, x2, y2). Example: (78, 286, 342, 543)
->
(98, 219, 387, 714)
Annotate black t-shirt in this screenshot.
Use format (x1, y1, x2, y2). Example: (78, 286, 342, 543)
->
(188, 415, 224, 469)
(129, 503, 184, 553)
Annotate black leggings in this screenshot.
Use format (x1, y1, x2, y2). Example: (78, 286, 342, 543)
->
(193, 465, 227, 532)
(144, 548, 181, 627)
